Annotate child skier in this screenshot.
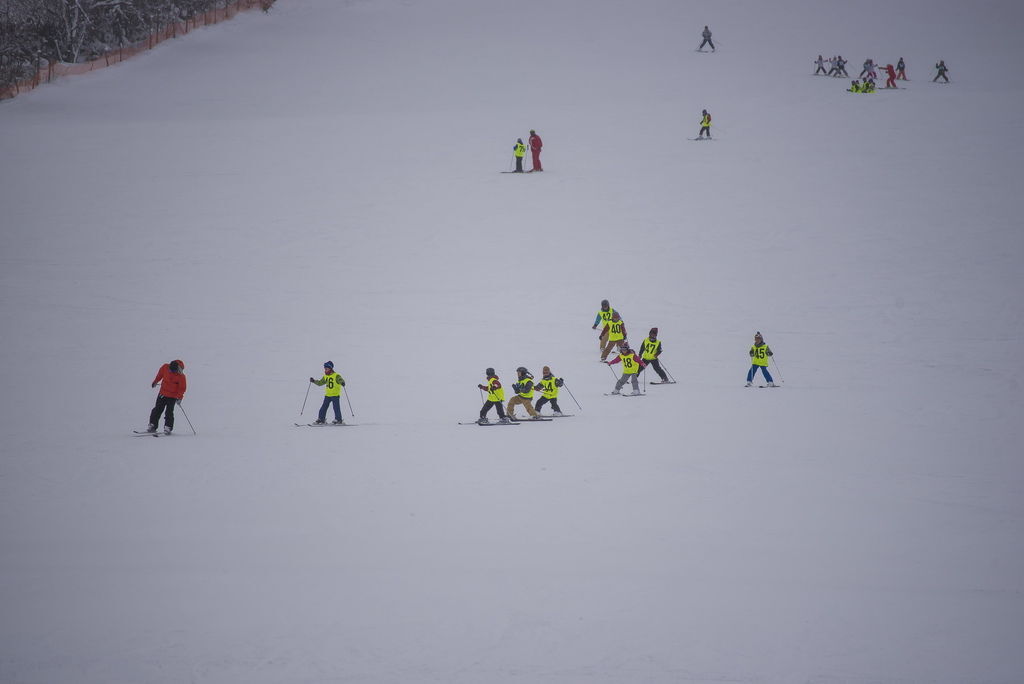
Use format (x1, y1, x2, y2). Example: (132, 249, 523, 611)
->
(815, 55, 827, 75)
(639, 327, 670, 383)
(309, 361, 346, 424)
(896, 57, 907, 80)
(513, 138, 527, 172)
(477, 368, 509, 424)
(884, 63, 897, 89)
(534, 366, 565, 416)
(698, 109, 712, 139)
(147, 359, 186, 433)
(933, 60, 949, 82)
(608, 342, 645, 395)
(848, 80, 862, 93)
(835, 56, 848, 77)
(745, 332, 776, 387)
(507, 366, 540, 420)
(592, 299, 617, 354)
(600, 311, 628, 362)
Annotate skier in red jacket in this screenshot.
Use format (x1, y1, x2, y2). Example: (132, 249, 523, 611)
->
(884, 63, 897, 89)
(147, 359, 186, 433)
(528, 129, 543, 172)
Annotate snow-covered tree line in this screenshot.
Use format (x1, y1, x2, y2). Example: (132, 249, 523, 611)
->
(0, 0, 273, 90)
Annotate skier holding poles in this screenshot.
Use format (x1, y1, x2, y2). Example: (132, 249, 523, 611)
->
(639, 328, 672, 383)
(309, 361, 346, 424)
(745, 332, 776, 387)
(512, 138, 527, 172)
(506, 366, 541, 420)
(534, 366, 565, 416)
(592, 299, 618, 356)
(698, 109, 712, 139)
(477, 368, 509, 424)
(146, 359, 186, 434)
(933, 60, 949, 83)
(599, 310, 628, 362)
(607, 341, 645, 395)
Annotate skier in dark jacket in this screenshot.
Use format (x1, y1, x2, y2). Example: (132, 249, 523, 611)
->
(698, 26, 714, 51)
(933, 60, 949, 82)
(896, 57, 907, 80)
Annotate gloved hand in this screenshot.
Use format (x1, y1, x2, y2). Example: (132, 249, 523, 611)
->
(152, 382, 157, 388)
(309, 377, 316, 383)
(176, 398, 182, 405)
(767, 350, 773, 356)
(749, 350, 755, 357)
(478, 384, 487, 390)
(592, 324, 598, 330)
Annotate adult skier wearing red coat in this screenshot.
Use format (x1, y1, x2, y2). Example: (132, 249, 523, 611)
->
(528, 129, 543, 172)
(147, 359, 186, 433)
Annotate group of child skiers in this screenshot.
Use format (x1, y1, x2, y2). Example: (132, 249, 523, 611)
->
(476, 365, 566, 424)
(816, 55, 949, 92)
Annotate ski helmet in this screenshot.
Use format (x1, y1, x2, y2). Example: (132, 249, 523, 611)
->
(601, 299, 609, 308)
(486, 367, 495, 376)
(517, 366, 527, 374)
(169, 360, 181, 372)
(324, 360, 334, 369)
(649, 327, 658, 336)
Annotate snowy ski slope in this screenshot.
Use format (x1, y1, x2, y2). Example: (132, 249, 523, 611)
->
(1, 0, 1023, 682)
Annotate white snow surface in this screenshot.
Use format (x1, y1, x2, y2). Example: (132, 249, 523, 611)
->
(2, 1, 1023, 682)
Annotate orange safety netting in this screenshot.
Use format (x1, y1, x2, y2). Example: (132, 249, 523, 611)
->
(1, 0, 271, 101)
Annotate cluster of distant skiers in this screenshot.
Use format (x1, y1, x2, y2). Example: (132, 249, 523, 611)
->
(814, 55, 950, 92)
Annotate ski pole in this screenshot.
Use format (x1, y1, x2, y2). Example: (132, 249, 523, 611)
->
(660, 360, 677, 383)
(344, 389, 355, 417)
(770, 356, 784, 383)
(562, 383, 583, 411)
(300, 381, 311, 415)
(177, 401, 197, 435)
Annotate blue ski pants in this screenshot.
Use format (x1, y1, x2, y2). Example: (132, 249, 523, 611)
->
(746, 365, 774, 383)
(319, 395, 342, 422)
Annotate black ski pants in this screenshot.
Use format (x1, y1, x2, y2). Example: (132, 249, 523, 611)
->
(699, 38, 714, 50)
(480, 400, 506, 420)
(534, 396, 562, 414)
(645, 358, 669, 382)
(149, 395, 177, 429)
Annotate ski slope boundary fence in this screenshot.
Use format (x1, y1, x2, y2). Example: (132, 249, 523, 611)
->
(0, 0, 274, 102)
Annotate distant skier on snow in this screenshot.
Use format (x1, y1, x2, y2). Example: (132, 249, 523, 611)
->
(698, 109, 712, 139)
(933, 60, 949, 82)
(698, 25, 715, 52)
(815, 55, 828, 75)
(896, 57, 908, 80)
(639, 328, 670, 383)
(745, 332, 776, 387)
(534, 366, 564, 416)
(608, 342, 645, 395)
(600, 310, 628, 362)
(512, 138, 526, 172)
(147, 359, 186, 434)
(528, 129, 543, 172)
(309, 361, 345, 424)
(592, 299, 618, 355)
(477, 368, 509, 424)
(883, 63, 897, 89)
(507, 366, 541, 420)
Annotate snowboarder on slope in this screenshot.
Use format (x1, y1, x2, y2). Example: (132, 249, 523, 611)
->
(534, 366, 565, 416)
(639, 328, 670, 383)
(478, 368, 509, 424)
(310, 361, 346, 424)
(698, 109, 712, 139)
(513, 138, 527, 172)
(506, 366, 540, 420)
(148, 359, 186, 434)
(528, 130, 543, 172)
(698, 26, 714, 51)
(608, 342, 645, 395)
(745, 332, 776, 387)
(600, 310, 628, 362)
(933, 60, 949, 82)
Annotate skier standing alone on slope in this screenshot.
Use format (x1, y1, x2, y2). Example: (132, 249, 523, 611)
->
(698, 109, 712, 139)
(896, 57, 907, 80)
(608, 342, 645, 395)
(528, 129, 543, 172)
(698, 25, 714, 51)
(147, 359, 186, 434)
(310, 361, 346, 424)
(745, 332, 776, 387)
(477, 368, 509, 424)
(933, 60, 949, 82)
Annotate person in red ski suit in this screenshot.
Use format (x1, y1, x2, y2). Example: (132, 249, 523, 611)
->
(148, 359, 186, 433)
(528, 129, 543, 172)
(884, 63, 897, 89)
